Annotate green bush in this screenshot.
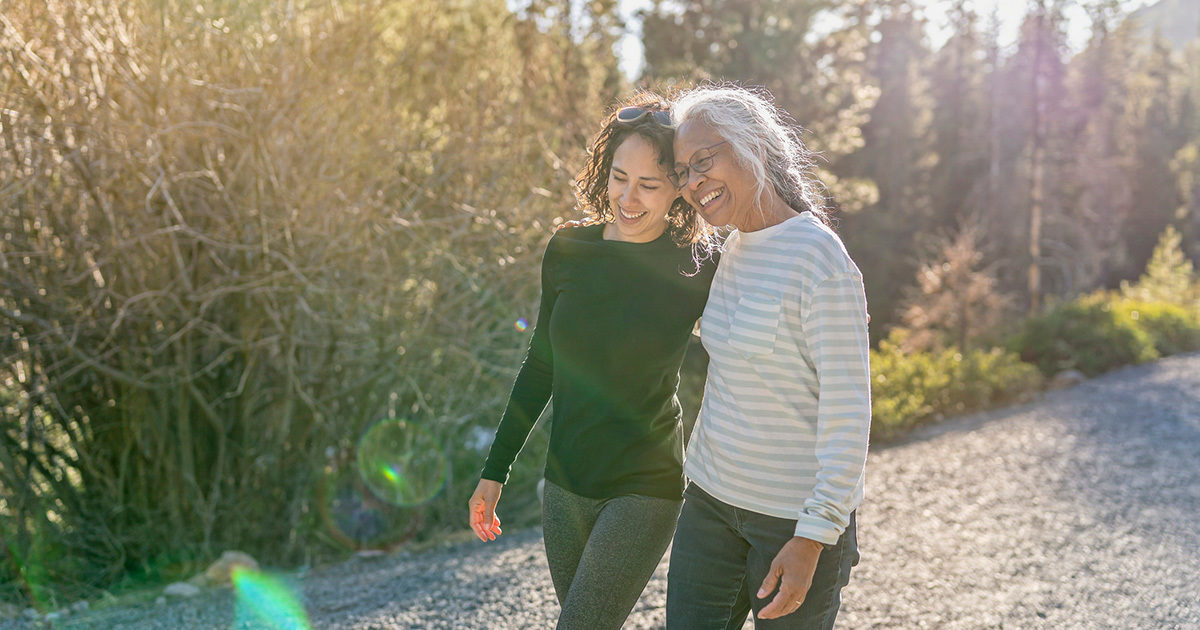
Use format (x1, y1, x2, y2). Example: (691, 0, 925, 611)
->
(1009, 294, 1159, 377)
(1110, 299, 1200, 356)
(871, 330, 1043, 440)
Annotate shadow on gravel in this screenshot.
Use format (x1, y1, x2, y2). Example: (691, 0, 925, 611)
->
(843, 353, 1200, 630)
(889, 354, 1200, 541)
(1044, 355, 1200, 530)
(1031, 354, 1200, 625)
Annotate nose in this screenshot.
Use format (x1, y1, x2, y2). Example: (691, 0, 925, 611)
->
(686, 169, 706, 191)
(620, 183, 636, 205)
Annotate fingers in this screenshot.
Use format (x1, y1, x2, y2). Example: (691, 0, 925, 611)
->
(755, 563, 792, 620)
(756, 536, 824, 619)
(468, 502, 488, 542)
(481, 504, 498, 541)
(757, 587, 804, 620)
(757, 564, 780, 600)
(757, 559, 811, 620)
(468, 480, 505, 541)
(468, 502, 500, 541)
(468, 479, 504, 541)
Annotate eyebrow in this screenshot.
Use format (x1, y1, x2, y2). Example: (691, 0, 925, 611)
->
(612, 166, 665, 182)
(678, 139, 726, 165)
(679, 145, 715, 164)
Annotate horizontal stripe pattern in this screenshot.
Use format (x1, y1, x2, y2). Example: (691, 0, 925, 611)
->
(688, 212, 871, 545)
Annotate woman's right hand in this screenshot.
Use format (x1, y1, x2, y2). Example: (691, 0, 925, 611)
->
(468, 479, 504, 542)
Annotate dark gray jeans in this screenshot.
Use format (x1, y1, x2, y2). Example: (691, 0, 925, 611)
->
(666, 483, 859, 630)
(541, 479, 682, 630)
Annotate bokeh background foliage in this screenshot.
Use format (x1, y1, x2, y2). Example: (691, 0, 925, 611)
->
(0, 0, 620, 605)
(2, 0, 1200, 610)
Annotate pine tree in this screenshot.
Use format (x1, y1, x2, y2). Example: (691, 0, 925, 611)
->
(927, 0, 990, 235)
(1175, 139, 1200, 264)
(1172, 38, 1200, 263)
(1121, 226, 1198, 310)
(1121, 33, 1188, 280)
(1060, 1, 1136, 290)
(838, 0, 934, 336)
(982, 0, 1069, 310)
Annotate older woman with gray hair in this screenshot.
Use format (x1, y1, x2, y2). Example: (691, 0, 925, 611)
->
(664, 84, 871, 629)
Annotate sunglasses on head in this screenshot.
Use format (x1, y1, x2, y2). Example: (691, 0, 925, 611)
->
(615, 106, 672, 128)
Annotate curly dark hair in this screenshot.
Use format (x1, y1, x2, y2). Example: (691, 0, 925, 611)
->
(573, 92, 714, 248)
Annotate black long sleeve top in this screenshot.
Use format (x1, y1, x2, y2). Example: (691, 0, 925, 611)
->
(480, 224, 717, 500)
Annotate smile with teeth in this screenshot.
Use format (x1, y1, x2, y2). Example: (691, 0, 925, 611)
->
(619, 207, 647, 220)
(699, 189, 723, 207)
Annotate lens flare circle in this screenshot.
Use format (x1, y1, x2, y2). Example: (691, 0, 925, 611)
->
(514, 317, 529, 332)
(317, 459, 421, 551)
(356, 418, 447, 507)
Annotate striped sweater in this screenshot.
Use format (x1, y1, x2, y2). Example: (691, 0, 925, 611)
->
(686, 211, 872, 545)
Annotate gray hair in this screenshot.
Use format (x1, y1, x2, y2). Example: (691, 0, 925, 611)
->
(672, 84, 829, 226)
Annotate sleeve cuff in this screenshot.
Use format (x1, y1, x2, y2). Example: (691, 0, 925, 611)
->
(793, 513, 843, 546)
(479, 468, 509, 485)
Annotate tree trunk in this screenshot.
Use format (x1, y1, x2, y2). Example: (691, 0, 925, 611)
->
(1028, 1, 1046, 314)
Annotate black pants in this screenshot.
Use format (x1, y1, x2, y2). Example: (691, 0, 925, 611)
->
(666, 483, 859, 630)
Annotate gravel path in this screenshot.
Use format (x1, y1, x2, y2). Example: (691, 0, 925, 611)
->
(8, 353, 1200, 629)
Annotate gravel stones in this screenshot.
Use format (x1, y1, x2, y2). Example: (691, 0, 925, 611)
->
(5, 353, 1199, 629)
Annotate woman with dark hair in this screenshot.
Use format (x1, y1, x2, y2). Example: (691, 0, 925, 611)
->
(468, 92, 718, 629)
(665, 84, 871, 629)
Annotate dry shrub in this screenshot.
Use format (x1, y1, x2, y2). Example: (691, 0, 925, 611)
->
(898, 222, 1015, 352)
(0, 0, 619, 604)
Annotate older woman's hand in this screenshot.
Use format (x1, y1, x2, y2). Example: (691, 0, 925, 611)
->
(755, 536, 824, 619)
(468, 479, 504, 542)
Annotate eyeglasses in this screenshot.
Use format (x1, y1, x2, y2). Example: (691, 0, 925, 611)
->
(615, 106, 672, 128)
(669, 140, 728, 188)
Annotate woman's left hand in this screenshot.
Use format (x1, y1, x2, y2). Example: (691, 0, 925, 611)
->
(468, 479, 504, 542)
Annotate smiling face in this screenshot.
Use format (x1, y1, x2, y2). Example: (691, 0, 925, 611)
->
(604, 134, 677, 243)
(673, 120, 762, 231)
